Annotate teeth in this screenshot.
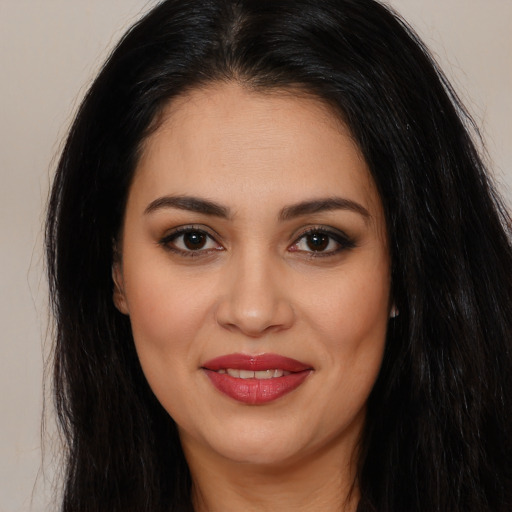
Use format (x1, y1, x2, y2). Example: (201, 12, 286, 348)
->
(255, 370, 273, 380)
(219, 369, 291, 379)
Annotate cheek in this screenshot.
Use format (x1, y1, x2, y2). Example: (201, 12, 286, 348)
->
(310, 266, 389, 339)
(302, 258, 390, 391)
(307, 270, 389, 428)
(121, 259, 213, 376)
(121, 264, 215, 427)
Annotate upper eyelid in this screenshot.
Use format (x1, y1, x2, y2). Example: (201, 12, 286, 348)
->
(290, 227, 356, 254)
(160, 225, 222, 242)
(158, 227, 223, 257)
(291, 225, 352, 242)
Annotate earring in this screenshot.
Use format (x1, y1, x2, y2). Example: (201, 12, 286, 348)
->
(390, 305, 399, 319)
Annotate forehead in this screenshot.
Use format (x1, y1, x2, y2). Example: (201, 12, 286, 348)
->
(132, 82, 382, 219)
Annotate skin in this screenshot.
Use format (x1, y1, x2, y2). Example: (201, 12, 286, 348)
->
(113, 82, 391, 511)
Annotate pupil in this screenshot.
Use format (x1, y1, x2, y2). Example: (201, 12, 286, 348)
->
(184, 232, 206, 250)
(307, 233, 329, 251)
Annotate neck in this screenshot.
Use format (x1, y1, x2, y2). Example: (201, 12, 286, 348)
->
(182, 432, 361, 512)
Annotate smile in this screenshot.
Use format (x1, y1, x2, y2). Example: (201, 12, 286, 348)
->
(202, 353, 313, 404)
(216, 369, 291, 379)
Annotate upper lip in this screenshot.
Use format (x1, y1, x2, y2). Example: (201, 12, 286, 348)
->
(202, 353, 312, 372)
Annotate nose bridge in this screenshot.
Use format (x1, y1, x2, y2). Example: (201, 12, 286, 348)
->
(215, 244, 294, 336)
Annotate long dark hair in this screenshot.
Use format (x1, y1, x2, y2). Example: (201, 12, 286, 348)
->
(46, 0, 512, 510)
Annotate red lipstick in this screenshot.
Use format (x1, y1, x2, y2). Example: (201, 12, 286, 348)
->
(202, 353, 312, 404)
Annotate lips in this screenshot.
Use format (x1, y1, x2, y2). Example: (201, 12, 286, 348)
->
(202, 353, 313, 404)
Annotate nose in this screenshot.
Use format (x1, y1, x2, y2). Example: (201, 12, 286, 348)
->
(215, 251, 295, 337)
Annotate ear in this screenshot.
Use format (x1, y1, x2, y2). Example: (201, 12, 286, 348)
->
(112, 260, 129, 315)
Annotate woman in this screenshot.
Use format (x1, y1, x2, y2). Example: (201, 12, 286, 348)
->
(46, 0, 512, 510)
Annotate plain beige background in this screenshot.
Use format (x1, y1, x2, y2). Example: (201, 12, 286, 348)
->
(1, 1, 510, 510)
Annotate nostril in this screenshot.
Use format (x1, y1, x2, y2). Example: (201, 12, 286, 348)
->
(215, 295, 295, 337)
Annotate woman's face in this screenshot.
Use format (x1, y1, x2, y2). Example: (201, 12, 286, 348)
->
(114, 83, 391, 468)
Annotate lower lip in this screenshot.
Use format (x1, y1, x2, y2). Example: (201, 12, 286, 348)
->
(204, 369, 311, 404)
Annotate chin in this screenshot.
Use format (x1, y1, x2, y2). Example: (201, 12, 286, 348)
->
(203, 421, 317, 467)
(218, 440, 302, 466)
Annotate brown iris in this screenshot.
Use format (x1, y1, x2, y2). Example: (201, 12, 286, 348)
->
(306, 232, 329, 251)
(183, 231, 207, 250)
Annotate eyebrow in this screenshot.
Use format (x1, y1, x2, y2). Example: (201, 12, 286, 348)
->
(144, 194, 370, 221)
(144, 195, 231, 218)
(279, 197, 370, 221)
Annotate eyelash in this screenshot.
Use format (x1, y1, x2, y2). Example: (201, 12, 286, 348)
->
(289, 227, 356, 257)
(158, 226, 223, 257)
(158, 226, 356, 258)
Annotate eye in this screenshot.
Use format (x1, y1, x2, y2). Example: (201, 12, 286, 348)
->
(289, 228, 355, 256)
(159, 227, 223, 255)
